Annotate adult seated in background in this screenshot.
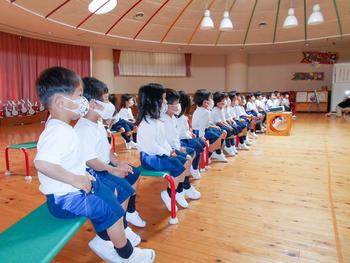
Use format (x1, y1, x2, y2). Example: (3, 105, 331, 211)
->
(326, 95, 350, 117)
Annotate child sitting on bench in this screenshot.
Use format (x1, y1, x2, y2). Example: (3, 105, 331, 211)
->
(34, 67, 155, 263)
(137, 83, 190, 212)
(177, 90, 206, 179)
(161, 89, 201, 205)
(75, 77, 146, 229)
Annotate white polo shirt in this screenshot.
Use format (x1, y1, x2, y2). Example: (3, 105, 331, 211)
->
(211, 106, 226, 123)
(233, 105, 246, 117)
(160, 113, 181, 150)
(255, 99, 265, 111)
(119, 107, 134, 122)
(246, 101, 257, 112)
(34, 119, 85, 196)
(137, 116, 172, 156)
(176, 115, 192, 140)
(74, 117, 111, 165)
(192, 106, 211, 137)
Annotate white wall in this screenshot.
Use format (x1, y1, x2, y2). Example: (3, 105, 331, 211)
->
(248, 52, 333, 92)
(92, 46, 350, 95)
(91, 47, 226, 94)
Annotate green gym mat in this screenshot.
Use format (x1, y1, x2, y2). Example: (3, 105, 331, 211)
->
(0, 203, 86, 263)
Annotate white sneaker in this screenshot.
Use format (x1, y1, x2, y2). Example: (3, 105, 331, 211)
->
(232, 145, 238, 155)
(130, 141, 138, 149)
(89, 235, 115, 262)
(184, 186, 201, 200)
(224, 146, 235, 156)
(121, 247, 156, 263)
(89, 236, 155, 263)
(211, 152, 228, 162)
(175, 191, 189, 208)
(160, 190, 178, 212)
(238, 143, 249, 150)
(125, 142, 132, 150)
(126, 211, 146, 228)
(249, 131, 258, 138)
(245, 140, 252, 146)
(190, 166, 201, 180)
(125, 227, 141, 247)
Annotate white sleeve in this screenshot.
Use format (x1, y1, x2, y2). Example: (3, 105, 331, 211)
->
(118, 108, 128, 120)
(35, 128, 67, 165)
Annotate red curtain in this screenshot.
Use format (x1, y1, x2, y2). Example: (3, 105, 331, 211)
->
(113, 49, 121, 76)
(185, 53, 192, 77)
(0, 31, 90, 101)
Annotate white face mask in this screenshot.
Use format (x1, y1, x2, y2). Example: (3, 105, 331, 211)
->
(223, 100, 227, 107)
(242, 100, 247, 105)
(129, 100, 134, 107)
(63, 96, 89, 117)
(234, 100, 239, 106)
(94, 100, 115, 120)
(160, 103, 168, 114)
(227, 98, 231, 106)
(175, 103, 182, 115)
(208, 99, 214, 110)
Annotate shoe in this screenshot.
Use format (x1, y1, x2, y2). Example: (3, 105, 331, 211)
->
(249, 131, 258, 138)
(125, 227, 141, 247)
(211, 152, 228, 162)
(89, 236, 155, 263)
(245, 140, 252, 146)
(175, 191, 189, 208)
(224, 146, 235, 156)
(190, 166, 201, 180)
(232, 145, 238, 155)
(130, 141, 138, 149)
(125, 142, 132, 150)
(161, 190, 178, 212)
(184, 186, 201, 200)
(238, 143, 249, 150)
(121, 247, 156, 263)
(126, 211, 146, 228)
(89, 235, 124, 263)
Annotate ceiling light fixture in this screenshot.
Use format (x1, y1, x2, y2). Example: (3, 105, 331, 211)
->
(219, 1, 233, 31)
(308, 3, 324, 25)
(283, 7, 298, 28)
(88, 0, 117, 15)
(200, 0, 214, 30)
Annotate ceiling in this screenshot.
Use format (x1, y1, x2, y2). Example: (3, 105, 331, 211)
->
(1, 0, 350, 54)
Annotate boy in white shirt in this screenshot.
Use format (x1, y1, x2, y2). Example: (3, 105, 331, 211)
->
(34, 67, 155, 263)
(192, 89, 227, 162)
(76, 77, 146, 231)
(281, 92, 291, 111)
(211, 91, 236, 157)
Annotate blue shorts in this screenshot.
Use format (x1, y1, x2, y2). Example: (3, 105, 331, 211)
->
(46, 177, 125, 233)
(180, 138, 206, 153)
(87, 168, 135, 202)
(140, 151, 186, 177)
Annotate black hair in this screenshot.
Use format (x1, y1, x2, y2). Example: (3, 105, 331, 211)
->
(246, 93, 255, 101)
(36, 66, 82, 108)
(178, 90, 191, 117)
(137, 83, 165, 124)
(82, 77, 108, 102)
(165, 89, 180, 105)
(121, 93, 134, 108)
(213, 91, 226, 106)
(109, 94, 117, 107)
(254, 91, 262, 97)
(228, 91, 237, 100)
(194, 89, 211, 107)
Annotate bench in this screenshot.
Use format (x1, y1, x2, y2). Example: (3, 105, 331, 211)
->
(0, 203, 86, 263)
(138, 166, 179, 225)
(5, 141, 38, 180)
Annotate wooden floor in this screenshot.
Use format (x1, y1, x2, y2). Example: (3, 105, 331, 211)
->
(0, 114, 349, 263)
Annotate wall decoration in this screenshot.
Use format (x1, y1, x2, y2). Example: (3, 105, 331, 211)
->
(292, 72, 324, 81)
(301, 51, 338, 64)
